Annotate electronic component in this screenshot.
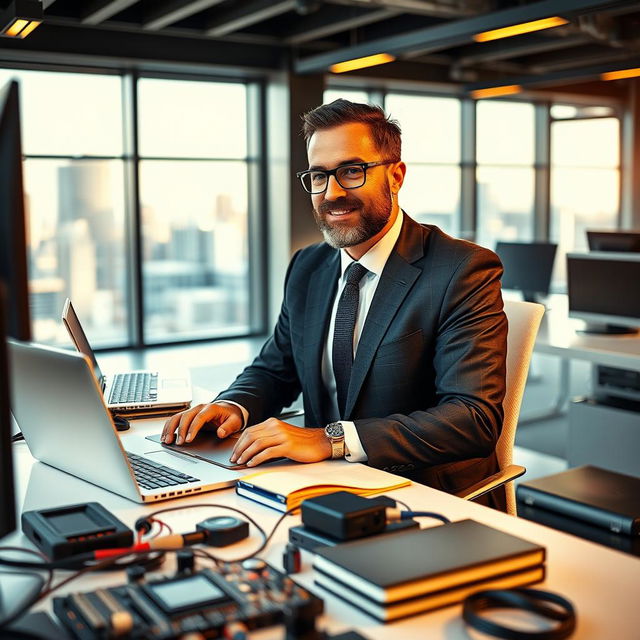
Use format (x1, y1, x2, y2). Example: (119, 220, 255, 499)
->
(196, 515, 250, 547)
(21, 502, 133, 560)
(301, 491, 387, 540)
(54, 560, 323, 639)
(283, 542, 301, 574)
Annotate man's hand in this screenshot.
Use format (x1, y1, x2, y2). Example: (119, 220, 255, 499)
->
(161, 402, 244, 445)
(229, 418, 332, 467)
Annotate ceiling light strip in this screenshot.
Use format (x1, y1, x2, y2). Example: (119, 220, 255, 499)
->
(601, 67, 640, 81)
(474, 16, 569, 43)
(470, 85, 522, 99)
(329, 53, 395, 74)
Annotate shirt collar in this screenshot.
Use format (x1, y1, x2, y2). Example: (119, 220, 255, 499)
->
(339, 208, 404, 279)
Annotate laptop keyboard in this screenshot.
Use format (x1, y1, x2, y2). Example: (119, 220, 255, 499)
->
(109, 372, 158, 404)
(126, 452, 200, 490)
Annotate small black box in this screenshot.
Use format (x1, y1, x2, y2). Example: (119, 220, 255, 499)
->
(301, 491, 386, 540)
(22, 502, 133, 560)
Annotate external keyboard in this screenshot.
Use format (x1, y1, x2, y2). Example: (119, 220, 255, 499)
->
(109, 372, 157, 404)
(126, 452, 200, 490)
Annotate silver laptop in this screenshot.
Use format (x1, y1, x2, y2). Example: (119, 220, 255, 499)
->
(62, 298, 191, 415)
(8, 340, 244, 503)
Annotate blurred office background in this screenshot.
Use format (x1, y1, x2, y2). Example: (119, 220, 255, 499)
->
(2, 0, 640, 476)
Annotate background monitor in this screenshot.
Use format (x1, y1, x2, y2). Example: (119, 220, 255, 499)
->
(587, 230, 640, 252)
(0, 79, 31, 341)
(0, 283, 16, 540)
(567, 252, 640, 334)
(495, 241, 557, 303)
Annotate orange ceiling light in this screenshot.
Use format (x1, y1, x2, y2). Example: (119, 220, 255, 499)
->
(474, 16, 569, 43)
(1, 1, 43, 39)
(601, 67, 640, 81)
(470, 85, 522, 100)
(329, 53, 395, 74)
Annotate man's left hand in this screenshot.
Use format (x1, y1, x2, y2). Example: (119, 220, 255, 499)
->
(229, 418, 332, 467)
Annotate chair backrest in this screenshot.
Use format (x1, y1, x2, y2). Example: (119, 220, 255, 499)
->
(499, 299, 545, 514)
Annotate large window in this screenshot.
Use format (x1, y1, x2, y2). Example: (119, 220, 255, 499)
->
(550, 117, 620, 287)
(476, 100, 535, 250)
(0, 68, 256, 348)
(385, 93, 461, 236)
(138, 79, 250, 342)
(0, 69, 128, 347)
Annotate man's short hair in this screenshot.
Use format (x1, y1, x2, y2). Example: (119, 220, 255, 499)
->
(302, 99, 401, 161)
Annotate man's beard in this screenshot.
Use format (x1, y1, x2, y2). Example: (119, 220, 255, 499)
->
(313, 188, 392, 249)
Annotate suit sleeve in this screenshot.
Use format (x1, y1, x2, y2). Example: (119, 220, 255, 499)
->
(353, 248, 508, 469)
(214, 251, 303, 424)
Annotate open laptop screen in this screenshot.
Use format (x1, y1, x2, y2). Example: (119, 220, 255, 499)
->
(62, 298, 104, 386)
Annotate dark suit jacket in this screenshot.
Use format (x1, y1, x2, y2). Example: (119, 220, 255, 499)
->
(217, 214, 508, 510)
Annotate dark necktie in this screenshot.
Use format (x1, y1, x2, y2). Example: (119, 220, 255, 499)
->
(332, 262, 369, 418)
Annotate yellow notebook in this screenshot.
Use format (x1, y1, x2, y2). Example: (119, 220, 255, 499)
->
(235, 460, 411, 512)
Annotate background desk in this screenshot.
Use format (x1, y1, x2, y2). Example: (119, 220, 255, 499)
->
(6, 412, 640, 640)
(522, 295, 640, 424)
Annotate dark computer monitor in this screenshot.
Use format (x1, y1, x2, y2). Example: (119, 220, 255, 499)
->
(0, 283, 16, 540)
(0, 79, 31, 341)
(495, 241, 557, 303)
(567, 252, 640, 334)
(587, 230, 640, 253)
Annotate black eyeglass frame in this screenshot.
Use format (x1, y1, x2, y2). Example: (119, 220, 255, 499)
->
(296, 160, 397, 194)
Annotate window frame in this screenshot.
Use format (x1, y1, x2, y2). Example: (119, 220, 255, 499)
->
(1, 62, 266, 350)
(325, 82, 624, 254)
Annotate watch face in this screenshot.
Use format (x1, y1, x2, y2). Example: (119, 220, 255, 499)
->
(325, 422, 344, 438)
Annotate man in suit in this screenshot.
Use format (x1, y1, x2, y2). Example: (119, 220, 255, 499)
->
(162, 99, 508, 509)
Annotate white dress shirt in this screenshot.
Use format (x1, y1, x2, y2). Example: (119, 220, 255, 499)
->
(322, 208, 404, 462)
(224, 209, 405, 463)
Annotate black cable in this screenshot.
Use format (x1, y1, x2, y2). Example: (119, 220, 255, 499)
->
(392, 497, 412, 511)
(400, 510, 451, 524)
(462, 588, 576, 640)
(10, 432, 24, 443)
(138, 502, 298, 563)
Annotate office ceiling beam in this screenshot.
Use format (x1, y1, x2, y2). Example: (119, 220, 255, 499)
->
(0, 22, 284, 70)
(464, 54, 640, 92)
(143, 0, 226, 31)
(455, 32, 591, 66)
(205, 0, 297, 38)
(295, 0, 639, 74)
(530, 48, 638, 74)
(81, 0, 138, 25)
(285, 7, 400, 45)
(326, 0, 485, 19)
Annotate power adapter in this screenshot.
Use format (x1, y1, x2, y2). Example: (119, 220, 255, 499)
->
(300, 491, 386, 541)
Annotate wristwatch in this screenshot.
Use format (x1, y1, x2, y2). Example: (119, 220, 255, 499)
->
(324, 421, 345, 459)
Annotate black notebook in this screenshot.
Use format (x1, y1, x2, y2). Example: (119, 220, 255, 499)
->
(313, 519, 545, 612)
(516, 465, 640, 536)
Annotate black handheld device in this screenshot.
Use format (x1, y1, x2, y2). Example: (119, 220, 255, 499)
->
(21, 502, 133, 560)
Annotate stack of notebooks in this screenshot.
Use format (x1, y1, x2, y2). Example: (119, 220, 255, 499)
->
(313, 519, 546, 622)
(236, 460, 410, 512)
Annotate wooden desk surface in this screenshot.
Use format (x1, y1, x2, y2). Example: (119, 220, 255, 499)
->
(6, 413, 640, 640)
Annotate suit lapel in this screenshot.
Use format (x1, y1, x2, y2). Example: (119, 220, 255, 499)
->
(345, 216, 426, 418)
(303, 252, 340, 424)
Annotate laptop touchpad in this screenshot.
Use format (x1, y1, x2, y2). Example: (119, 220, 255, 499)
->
(145, 433, 245, 470)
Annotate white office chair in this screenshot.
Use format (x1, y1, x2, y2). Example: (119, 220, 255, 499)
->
(456, 299, 545, 514)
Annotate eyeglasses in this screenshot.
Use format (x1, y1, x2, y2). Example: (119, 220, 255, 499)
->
(296, 160, 396, 194)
